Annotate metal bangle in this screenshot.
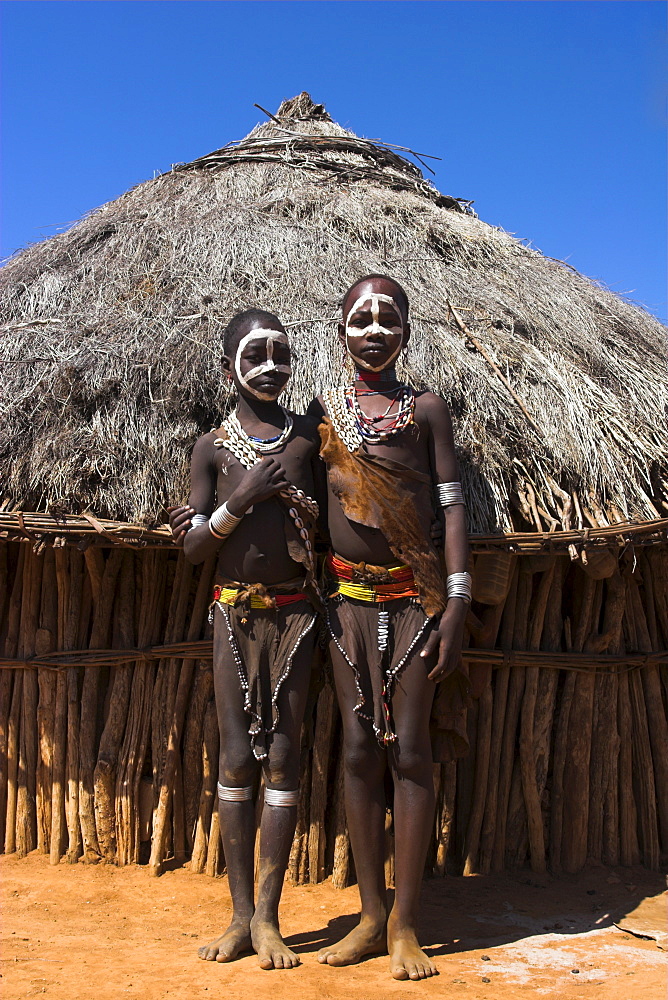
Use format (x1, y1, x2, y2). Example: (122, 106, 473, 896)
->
(435, 482, 465, 507)
(264, 787, 299, 807)
(217, 783, 253, 802)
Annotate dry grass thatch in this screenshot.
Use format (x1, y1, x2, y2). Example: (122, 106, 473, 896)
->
(1, 92, 666, 532)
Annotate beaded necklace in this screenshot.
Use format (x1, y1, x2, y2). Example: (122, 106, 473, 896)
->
(354, 367, 398, 383)
(322, 380, 415, 452)
(226, 407, 293, 455)
(347, 382, 415, 443)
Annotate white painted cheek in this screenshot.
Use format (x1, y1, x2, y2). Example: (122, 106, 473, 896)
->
(345, 325, 372, 339)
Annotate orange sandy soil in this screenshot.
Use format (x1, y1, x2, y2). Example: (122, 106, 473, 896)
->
(1, 853, 665, 1000)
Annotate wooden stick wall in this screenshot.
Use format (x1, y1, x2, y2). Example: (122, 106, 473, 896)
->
(0, 541, 666, 880)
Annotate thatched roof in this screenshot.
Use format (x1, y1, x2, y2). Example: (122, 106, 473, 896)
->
(1, 92, 666, 533)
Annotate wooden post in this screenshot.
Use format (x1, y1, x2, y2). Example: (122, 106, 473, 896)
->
(79, 547, 124, 862)
(205, 807, 222, 878)
(115, 550, 168, 865)
(66, 548, 87, 862)
(288, 740, 311, 884)
(16, 548, 44, 857)
(36, 546, 58, 853)
(519, 560, 556, 872)
(0, 543, 13, 848)
(182, 664, 214, 851)
(492, 564, 531, 871)
(190, 699, 219, 874)
(533, 558, 566, 864)
(331, 752, 350, 889)
(308, 684, 337, 884)
(149, 554, 213, 875)
(462, 596, 507, 874)
(602, 670, 621, 867)
(93, 550, 136, 860)
(49, 547, 70, 864)
(618, 671, 640, 865)
(434, 761, 457, 875)
(2, 544, 25, 853)
(627, 577, 668, 855)
(479, 562, 518, 873)
(628, 669, 660, 869)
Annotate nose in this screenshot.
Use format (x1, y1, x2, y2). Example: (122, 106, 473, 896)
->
(367, 321, 385, 340)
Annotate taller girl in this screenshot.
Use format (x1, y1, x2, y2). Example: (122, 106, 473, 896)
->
(308, 275, 470, 982)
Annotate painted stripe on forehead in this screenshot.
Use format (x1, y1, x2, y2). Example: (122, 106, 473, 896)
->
(236, 329, 289, 353)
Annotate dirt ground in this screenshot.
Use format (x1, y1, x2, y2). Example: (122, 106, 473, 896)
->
(1, 853, 665, 1000)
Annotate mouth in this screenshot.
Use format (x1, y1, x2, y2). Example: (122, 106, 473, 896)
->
(360, 344, 389, 357)
(252, 377, 287, 391)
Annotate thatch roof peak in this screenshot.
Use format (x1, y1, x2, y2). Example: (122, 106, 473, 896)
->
(0, 95, 666, 532)
(274, 92, 331, 122)
(176, 93, 470, 212)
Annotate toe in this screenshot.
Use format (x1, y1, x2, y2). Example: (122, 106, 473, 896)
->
(273, 953, 285, 970)
(317, 950, 329, 964)
(392, 965, 409, 981)
(259, 955, 274, 970)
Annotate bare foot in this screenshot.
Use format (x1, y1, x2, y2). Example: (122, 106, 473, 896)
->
(250, 915, 300, 970)
(387, 920, 437, 981)
(198, 919, 252, 962)
(317, 917, 386, 966)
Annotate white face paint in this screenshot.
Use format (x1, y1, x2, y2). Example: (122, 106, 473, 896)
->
(234, 329, 292, 401)
(345, 293, 405, 372)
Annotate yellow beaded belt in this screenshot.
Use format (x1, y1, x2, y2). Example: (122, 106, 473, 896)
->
(213, 585, 307, 609)
(326, 553, 419, 603)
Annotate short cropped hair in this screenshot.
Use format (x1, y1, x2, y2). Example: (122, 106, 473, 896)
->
(222, 309, 284, 355)
(341, 274, 410, 320)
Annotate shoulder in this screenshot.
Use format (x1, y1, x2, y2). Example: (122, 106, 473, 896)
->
(415, 390, 452, 421)
(191, 431, 217, 461)
(291, 411, 322, 444)
(305, 395, 326, 419)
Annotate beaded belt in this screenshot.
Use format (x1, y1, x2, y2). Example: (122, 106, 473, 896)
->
(326, 553, 419, 603)
(212, 584, 307, 609)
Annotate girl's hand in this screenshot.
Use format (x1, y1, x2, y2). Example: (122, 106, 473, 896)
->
(419, 600, 467, 682)
(228, 457, 290, 514)
(166, 505, 195, 544)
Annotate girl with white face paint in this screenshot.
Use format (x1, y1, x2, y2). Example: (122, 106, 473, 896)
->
(168, 308, 325, 973)
(306, 275, 470, 983)
(344, 292, 406, 373)
(234, 328, 293, 401)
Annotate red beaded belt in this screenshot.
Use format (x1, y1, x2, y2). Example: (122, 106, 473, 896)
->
(326, 552, 419, 603)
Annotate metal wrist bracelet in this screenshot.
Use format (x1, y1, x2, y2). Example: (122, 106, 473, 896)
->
(446, 571, 472, 604)
(435, 482, 465, 507)
(209, 501, 243, 540)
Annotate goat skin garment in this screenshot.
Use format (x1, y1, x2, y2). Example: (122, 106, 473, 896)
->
(319, 416, 447, 618)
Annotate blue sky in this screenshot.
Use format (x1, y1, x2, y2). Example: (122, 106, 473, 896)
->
(2, 1, 666, 321)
